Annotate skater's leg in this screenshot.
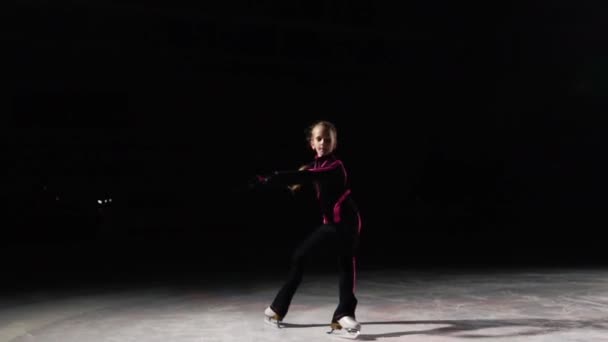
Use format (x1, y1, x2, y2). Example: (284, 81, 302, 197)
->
(328, 227, 361, 338)
(332, 253, 358, 321)
(271, 224, 337, 318)
(332, 221, 360, 322)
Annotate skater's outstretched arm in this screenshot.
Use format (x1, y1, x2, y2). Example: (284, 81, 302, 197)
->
(250, 164, 312, 190)
(287, 165, 310, 193)
(265, 159, 343, 186)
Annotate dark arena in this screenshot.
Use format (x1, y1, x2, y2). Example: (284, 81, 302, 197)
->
(5, 1, 608, 341)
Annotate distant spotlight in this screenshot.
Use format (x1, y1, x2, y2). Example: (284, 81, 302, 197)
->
(97, 200, 103, 204)
(108, 198, 112, 203)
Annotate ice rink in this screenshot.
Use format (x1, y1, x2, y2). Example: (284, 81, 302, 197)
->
(2, 268, 608, 341)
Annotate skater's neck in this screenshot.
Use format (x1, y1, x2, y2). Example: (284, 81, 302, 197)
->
(315, 153, 335, 161)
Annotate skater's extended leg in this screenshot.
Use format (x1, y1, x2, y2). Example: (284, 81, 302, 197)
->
(271, 224, 337, 318)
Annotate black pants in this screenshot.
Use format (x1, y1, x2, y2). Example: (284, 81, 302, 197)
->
(271, 221, 360, 322)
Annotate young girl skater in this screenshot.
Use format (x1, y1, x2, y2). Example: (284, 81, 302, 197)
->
(256, 120, 363, 338)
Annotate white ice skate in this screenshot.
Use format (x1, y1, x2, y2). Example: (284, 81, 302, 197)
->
(264, 306, 283, 328)
(327, 316, 361, 339)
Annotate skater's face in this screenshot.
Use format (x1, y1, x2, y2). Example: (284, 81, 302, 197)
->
(310, 124, 336, 157)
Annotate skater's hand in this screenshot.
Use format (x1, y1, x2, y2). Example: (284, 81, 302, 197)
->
(287, 184, 302, 194)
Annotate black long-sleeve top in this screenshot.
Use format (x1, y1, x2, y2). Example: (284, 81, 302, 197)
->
(269, 153, 359, 226)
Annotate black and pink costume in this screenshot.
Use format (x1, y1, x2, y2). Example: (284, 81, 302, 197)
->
(262, 153, 362, 323)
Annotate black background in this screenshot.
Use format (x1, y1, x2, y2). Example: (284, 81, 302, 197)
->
(4, 0, 608, 288)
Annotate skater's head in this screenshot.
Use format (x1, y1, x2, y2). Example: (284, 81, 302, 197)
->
(308, 120, 337, 158)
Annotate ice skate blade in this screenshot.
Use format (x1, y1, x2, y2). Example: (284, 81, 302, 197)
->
(328, 329, 360, 339)
(264, 316, 283, 329)
(327, 324, 360, 339)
